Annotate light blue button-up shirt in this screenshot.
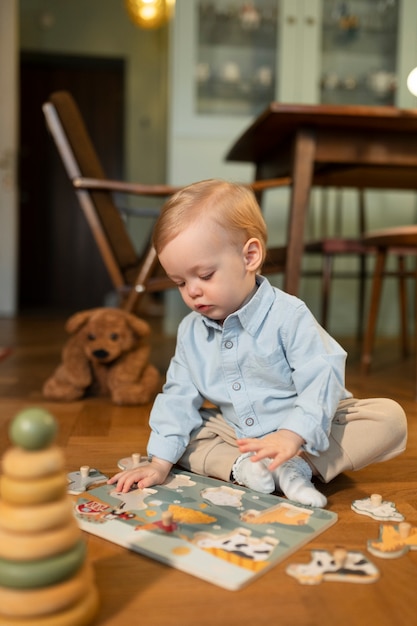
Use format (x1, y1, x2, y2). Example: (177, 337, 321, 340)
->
(148, 276, 351, 464)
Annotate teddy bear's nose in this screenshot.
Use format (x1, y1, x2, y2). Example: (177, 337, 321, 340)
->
(92, 349, 109, 359)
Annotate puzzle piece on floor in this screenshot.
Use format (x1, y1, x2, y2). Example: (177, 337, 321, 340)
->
(351, 493, 404, 522)
(67, 466, 108, 495)
(117, 453, 150, 470)
(367, 522, 417, 559)
(286, 548, 380, 585)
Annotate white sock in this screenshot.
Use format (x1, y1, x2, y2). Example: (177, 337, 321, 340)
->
(232, 453, 275, 494)
(272, 456, 327, 508)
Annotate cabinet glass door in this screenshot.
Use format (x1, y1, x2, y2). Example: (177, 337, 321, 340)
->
(320, 0, 399, 105)
(196, 0, 279, 117)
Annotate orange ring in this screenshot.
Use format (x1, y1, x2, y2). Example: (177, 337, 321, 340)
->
(0, 499, 73, 533)
(0, 472, 68, 505)
(0, 584, 99, 626)
(0, 519, 81, 561)
(2, 446, 65, 480)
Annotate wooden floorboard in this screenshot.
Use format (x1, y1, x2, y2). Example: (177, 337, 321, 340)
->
(0, 314, 416, 626)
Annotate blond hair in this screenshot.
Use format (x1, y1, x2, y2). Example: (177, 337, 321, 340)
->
(152, 179, 268, 267)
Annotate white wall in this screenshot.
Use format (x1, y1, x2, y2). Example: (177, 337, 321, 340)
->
(0, 1, 18, 316)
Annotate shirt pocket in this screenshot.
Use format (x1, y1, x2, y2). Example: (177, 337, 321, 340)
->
(242, 350, 293, 389)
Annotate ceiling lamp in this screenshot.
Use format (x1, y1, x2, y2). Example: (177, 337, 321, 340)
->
(124, 0, 175, 29)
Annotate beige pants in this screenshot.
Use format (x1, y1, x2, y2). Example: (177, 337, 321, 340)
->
(178, 397, 407, 483)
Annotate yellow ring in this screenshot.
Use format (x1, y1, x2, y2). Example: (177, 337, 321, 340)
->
(2, 446, 65, 480)
(0, 473, 68, 505)
(0, 584, 99, 626)
(0, 499, 73, 533)
(0, 519, 81, 561)
(0, 563, 93, 617)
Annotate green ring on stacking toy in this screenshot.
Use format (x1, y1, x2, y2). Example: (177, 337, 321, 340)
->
(0, 540, 86, 589)
(9, 408, 57, 450)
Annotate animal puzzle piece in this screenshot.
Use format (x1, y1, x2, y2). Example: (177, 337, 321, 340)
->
(193, 527, 279, 564)
(117, 453, 149, 470)
(162, 473, 197, 490)
(67, 466, 108, 495)
(241, 501, 313, 526)
(367, 522, 417, 558)
(110, 486, 157, 512)
(201, 485, 246, 507)
(351, 493, 404, 522)
(286, 548, 380, 585)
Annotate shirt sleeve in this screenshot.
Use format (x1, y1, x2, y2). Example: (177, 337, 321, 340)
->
(277, 300, 349, 455)
(147, 322, 205, 463)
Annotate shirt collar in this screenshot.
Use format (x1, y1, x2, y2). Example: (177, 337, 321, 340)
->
(202, 275, 275, 336)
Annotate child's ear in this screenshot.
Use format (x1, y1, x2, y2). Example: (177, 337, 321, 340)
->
(243, 238, 263, 270)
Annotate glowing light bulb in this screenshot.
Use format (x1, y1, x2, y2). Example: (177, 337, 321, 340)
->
(407, 67, 417, 97)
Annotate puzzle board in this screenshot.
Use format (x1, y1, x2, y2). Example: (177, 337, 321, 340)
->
(73, 469, 337, 590)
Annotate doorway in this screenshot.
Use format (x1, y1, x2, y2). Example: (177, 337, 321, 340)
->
(19, 52, 125, 313)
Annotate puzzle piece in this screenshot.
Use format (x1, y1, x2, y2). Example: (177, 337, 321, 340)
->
(286, 548, 380, 585)
(109, 486, 157, 511)
(351, 493, 404, 522)
(117, 453, 149, 470)
(67, 466, 108, 495)
(193, 527, 279, 565)
(367, 522, 417, 558)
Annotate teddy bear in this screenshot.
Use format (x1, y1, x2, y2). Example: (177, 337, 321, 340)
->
(43, 307, 161, 405)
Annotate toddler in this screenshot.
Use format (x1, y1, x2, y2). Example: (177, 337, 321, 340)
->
(109, 179, 407, 507)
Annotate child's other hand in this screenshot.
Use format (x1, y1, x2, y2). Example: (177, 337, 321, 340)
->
(107, 458, 172, 493)
(237, 430, 304, 471)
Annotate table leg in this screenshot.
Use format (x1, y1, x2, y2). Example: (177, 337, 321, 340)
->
(284, 128, 316, 295)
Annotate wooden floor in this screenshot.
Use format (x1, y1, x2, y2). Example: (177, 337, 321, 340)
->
(0, 313, 417, 626)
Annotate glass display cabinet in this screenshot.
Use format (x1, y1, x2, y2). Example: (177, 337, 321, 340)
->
(196, 1, 279, 117)
(320, 0, 400, 106)
(171, 0, 415, 137)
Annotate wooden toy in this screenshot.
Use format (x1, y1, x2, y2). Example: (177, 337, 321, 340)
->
(286, 548, 380, 584)
(367, 521, 417, 558)
(0, 407, 99, 624)
(117, 453, 150, 470)
(73, 467, 337, 590)
(67, 466, 108, 495)
(351, 493, 404, 522)
(3, 445, 65, 479)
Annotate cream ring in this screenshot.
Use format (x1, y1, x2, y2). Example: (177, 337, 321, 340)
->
(0, 498, 74, 533)
(0, 519, 81, 561)
(0, 584, 99, 626)
(0, 563, 93, 617)
(0, 539, 86, 589)
(2, 446, 65, 480)
(0, 472, 68, 505)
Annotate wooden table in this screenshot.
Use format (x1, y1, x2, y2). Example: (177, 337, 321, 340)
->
(226, 103, 417, 295)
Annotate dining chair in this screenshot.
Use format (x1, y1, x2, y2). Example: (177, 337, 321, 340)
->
(42, 91, 288, 314)
(303, 188, 369, 337)
(361, 225, 417, 397)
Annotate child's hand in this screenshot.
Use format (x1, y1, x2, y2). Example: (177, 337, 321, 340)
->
(237, 430, 304, 471)
(107, 458, 172, 493)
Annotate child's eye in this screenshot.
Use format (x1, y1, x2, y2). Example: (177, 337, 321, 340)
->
(201, 273, 213, 281)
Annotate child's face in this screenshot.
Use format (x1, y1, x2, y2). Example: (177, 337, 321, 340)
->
(158, 219, 260, 322)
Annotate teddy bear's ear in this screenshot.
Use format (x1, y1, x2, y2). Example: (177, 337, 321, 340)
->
(65, 309, 98, 334)
(125, 312, 151, 337)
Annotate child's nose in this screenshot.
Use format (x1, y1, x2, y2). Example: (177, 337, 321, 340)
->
(187, 281, 203, 298)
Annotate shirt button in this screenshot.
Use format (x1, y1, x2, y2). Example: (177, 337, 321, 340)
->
(232, 382, 241, 391)
(245, 417, 254, 426)
(224, 340, 233, 349)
